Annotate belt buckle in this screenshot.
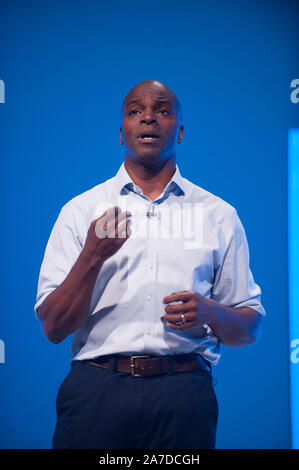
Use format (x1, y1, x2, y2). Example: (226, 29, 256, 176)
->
(130, 355, 150, 377)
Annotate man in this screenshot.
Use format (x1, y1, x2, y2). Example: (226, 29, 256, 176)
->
(34, 79, 265, 449)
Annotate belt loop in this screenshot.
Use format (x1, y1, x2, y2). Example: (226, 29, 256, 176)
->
(167, 355, 174, 375)
(109, 357, 116, 373)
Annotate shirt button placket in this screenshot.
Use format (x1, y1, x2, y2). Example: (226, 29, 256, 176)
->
(144, 203, 158, 351)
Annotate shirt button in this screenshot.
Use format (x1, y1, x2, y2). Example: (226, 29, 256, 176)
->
(147, 294, 152, 301)
(149, 263, 154, 270)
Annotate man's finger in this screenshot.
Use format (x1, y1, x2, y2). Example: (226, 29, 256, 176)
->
(115, 218, 132, 240)
(165, 311, 197, 324)
(98, 206, 120, 222)
(164, 302, 191, 314)
(166, 319, 198, 330)
(163, 291, 192, 304)
(106, 211, 131, 238)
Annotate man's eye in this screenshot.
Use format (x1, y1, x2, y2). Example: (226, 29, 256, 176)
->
(129, 110, 140, 115)
(158, 109, 169, 115)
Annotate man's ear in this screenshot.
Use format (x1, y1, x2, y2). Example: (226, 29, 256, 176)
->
(177, 125, 184, 144)
(120, 127, 124, 145)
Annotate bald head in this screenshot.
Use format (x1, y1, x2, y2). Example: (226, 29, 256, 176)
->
(121, 80, 183, 124)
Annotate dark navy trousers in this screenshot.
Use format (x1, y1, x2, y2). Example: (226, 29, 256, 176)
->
(52, 359, 218, 449)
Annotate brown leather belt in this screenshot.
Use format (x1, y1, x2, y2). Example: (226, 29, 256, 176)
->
(85, 354, 211, 378)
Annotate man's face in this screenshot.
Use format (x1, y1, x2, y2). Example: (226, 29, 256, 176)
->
(120, 83, 184, 165)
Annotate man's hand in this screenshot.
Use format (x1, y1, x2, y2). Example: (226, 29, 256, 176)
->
(162, 290, 217, 330)
(162, 290, 263, 346)
(82, 206, 132, 265)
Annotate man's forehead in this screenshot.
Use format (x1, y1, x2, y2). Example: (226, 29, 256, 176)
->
(125, 95, 175, 106)
(124, 81, 176, 103)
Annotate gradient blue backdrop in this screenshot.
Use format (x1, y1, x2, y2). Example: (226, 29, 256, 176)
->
(0, 0, 298, 449)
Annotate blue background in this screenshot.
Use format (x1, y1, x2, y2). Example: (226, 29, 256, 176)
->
(0, 0, 298, 449)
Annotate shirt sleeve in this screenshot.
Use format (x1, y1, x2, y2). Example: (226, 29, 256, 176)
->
(34, 202, 83, 320)
(211, 208, 266, 316)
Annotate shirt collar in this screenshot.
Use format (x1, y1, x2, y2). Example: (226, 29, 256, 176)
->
(114, 161, 186, 197)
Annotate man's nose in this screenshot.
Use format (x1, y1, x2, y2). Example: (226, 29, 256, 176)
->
(141, 109, 156, 124)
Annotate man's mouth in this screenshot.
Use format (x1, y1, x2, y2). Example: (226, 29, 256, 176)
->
(137, 132, 161, 143)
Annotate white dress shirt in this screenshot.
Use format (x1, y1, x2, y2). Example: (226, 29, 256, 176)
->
(34, 162, 265, 365)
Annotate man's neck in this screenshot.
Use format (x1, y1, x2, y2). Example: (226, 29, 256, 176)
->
(124, 157, 176, 201)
